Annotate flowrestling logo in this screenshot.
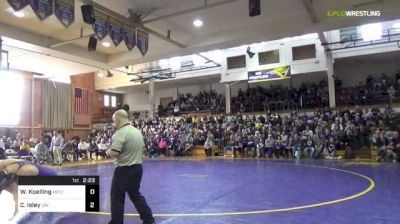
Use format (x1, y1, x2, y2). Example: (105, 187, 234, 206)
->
(327, 10, 381, 17)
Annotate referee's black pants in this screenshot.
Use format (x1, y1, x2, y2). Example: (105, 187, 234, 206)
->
(109, 164, 155, 224)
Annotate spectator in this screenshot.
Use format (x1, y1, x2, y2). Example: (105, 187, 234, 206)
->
(244, 134, 256, 157)
(0, 138, 5, 159)
(34, 139, 49, 164)
(0, 138, 5, 151)
(63, 140, 75, 162)
(51, 131, 64, 166)
(204, 135, 213, 157)
(374, 131, 387, 162)
(19, 140, 31, 154)
(98, 139, 109, 159)
(303, 136, 315, 159)
(264, 134, 275, 158)
(313, 133, 324, 159)
(223, 135, 235, 158)
(89, 139, 99, 160)
(78, 140, 89, 160)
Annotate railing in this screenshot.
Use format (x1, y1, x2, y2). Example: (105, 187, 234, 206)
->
(231, 96, 329, 113)
(158, 106, 226, 117)
(324, 27, 400, 51)
(336, 87, 400, 107)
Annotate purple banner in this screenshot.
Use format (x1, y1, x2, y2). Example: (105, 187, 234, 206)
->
(54, 0, 74, 27)
(137, 29, 149, 56)
(7, 0, 29, 11)
(30, 0, 53, 20)
(122, 24, 136, 51)
(108, 17, 123, 46)
(248, 66, 290, 83)
(92, 10, 108, 40)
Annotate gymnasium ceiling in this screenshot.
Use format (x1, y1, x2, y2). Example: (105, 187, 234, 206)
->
(1, 0, 400, 81)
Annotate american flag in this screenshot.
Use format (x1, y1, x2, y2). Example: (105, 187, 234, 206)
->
(75, 88, 89, 113)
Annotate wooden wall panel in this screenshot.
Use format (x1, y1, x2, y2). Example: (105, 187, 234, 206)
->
(74, 115, 91, 126)
(92, 90, 123, 123)
(33, 79, 42, 127)
(0, 72, 93, 140)
(71, 73, 94, 127)
(93, 90, 104, 115)
(70, 73, 93, 89)
(19, 76, 32, 127)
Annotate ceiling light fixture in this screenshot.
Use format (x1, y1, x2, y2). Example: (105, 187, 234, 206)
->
(102, 41, 111, 48)
(12, 11, 25, 18)
(96, 70, 104, 78)
(193, 19, 203, 27)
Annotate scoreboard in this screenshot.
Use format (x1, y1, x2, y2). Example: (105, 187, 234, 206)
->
(18, 176, 99, 212)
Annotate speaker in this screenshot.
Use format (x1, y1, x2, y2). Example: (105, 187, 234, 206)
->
(88, 36, 97, 52)
(81, 4, 95, 24)
(249, 0, 261, 17)
(246, 47, 255, 58)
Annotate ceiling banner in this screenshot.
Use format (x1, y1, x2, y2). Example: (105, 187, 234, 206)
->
(7, 0, 30, 11)
(108, 17, 123, 46)
(122, 24, 136, 51)
(136, 29, 149, 56)
(54, 0, 74, 27)
(30, 0, 53, 20)
(92, 10, 108, 40)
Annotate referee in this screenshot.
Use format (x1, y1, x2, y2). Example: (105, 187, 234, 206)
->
(106, 109, 155, 224)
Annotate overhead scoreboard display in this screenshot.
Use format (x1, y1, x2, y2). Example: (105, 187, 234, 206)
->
(248, 65, 291, 83)
(18, 176, 99, 212)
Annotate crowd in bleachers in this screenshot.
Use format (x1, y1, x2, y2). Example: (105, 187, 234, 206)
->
(1, 105, 399, 164)
(232, 80, 329, 113)
(337, 71, 400, 106)
(230, 70, 400, 113)
(0, 126, 117, 165)
(158, 90, 225, 116)
(134, 105, 399, 162)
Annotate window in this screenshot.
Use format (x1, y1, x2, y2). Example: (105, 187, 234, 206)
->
(258, 50, 280, 65)
(104, 95, 110, 107)
(227, 55, 246, 69)
(360, 23, 382, 41)
(111, 96, 117, 108)
(169, 57, 181, 70)
(292, 44, 316, 61)
(0, 71, 23, 125)
(1, 51, 9, 69)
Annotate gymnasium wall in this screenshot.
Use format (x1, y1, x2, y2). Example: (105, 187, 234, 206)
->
(0, 72, 114, 140)
(123, 90, 150, 112)
(221, 36, 327, 83)
(0, 71, 42, 139)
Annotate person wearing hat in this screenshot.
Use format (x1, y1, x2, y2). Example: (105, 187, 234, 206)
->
(106, 109, 155, 224)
